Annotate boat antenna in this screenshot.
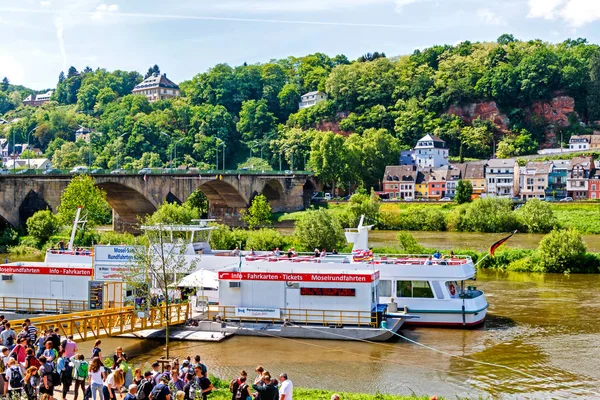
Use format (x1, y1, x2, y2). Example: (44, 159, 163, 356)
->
(67, 206, 88, 250)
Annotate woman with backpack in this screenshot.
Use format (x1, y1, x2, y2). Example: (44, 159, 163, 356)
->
(235, 376, 252, 400)
(70, 354, 89, 400)
(4, 357, 25, 398)
(9, 337, 28, 363)
(57, 351, 74, 400)
(91, 340, 102, 361)
(24, 348, 41, 370)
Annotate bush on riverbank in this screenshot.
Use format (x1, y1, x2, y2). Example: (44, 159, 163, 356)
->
(208, 224, 290, 251)
(380, 206, 447, 231)
(448, 198, 520, 233)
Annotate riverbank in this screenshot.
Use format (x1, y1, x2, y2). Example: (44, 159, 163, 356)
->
(208, 388, 438, 400)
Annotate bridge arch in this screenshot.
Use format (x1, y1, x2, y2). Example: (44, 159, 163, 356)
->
(95, 182, 157, 232)
(259, 179, 286, 211)
(198, 179, 248, 223)
(19, 190, 52, 226)
(303, 179, 317, 208)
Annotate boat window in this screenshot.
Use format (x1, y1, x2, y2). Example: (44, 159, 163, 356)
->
(378, 280, 392, 297)
(397, 280, 434, 298)
(430, 281, 444, 299)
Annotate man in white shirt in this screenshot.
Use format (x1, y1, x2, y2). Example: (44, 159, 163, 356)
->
(278, 373, 293, 400)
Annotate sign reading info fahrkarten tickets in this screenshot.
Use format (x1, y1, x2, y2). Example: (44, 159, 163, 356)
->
(0, 265, 93, 276)
(93, 245, 143, 281)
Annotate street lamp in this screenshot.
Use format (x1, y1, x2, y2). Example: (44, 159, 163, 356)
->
(160, 131, 174, 170)
(174, 138, 184, 170)
(216, 139, 226, 170)
(26, 126, 39, 170)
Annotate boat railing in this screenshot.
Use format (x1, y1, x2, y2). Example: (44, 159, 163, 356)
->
(366, 254, 473, 266)
(46, 248, 94, 256)
(208, 305, 381, 327)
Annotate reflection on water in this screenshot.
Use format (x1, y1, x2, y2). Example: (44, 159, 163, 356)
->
(76, 270, 600, 399)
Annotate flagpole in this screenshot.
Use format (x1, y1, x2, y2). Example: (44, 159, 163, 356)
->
(473, 252, 491, 268)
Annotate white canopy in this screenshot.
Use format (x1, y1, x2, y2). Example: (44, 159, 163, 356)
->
(178, 269, 218, 289)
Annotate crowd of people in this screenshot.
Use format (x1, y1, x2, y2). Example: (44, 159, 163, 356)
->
(0, 315, 350, 400)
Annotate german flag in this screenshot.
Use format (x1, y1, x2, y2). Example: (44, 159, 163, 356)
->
(490, 230, 518, 257)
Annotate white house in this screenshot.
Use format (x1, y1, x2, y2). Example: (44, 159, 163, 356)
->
(569, 135, 590, 151)
(132, 73, 180, 102)
(5, 158, 51, 170)
(485, 159, 519, 197)
(414, 134, 449, 168)
(299, 91, 327, 109)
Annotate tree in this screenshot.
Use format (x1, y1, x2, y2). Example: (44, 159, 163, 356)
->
(454, 180, 473, 204)
(537, 229, 586, 273)
(58, 71, 66, 84)
(516, 198, 557, 233)
(57, 175, 111, 231)
(278, 83, 301, 121)
(67, 66, 79, 78)
(242, 194, 272, 229)
(145, 203, 199, 225)
(496, 130, 538, 158)
(294, 208, 345, 251)
(52, 142, 83, 169)
(185, 190, 209, 217)
(0, 92, 14, 114)
(1, 77, 8, 92)
(309, 132, 347, 194)
(236, 99, 276, 141)
(237, 157, 272, 170)
(124, 225, 197, 359)
(26, 210, 60, 245)
(344, 190, 380, 228)
(587, 51, 600, 121)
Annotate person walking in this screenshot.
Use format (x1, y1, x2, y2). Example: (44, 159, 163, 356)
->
(43, 341, 58, 365)
(229, 370, 247, 400)
(149, 376, 171, 400)
(252, 371, 278, 400)
(278, 373, 293, 400)
(193, 366, 213, 400)
(57, 352, 74, 400)
(24, 319, 38, 346)
(89, 357, 106, 400)
(71, 353, 89, 400)
(23, 366, 39, 400)
(9, 337, 29, 364)
(61, 335, 78, 359)
(38, 355, 55, 400)
(136, 371, 155, 400)
(0, 322, 16, 349)
(235, 376, 252, 400)
(91, 340, 103, 361)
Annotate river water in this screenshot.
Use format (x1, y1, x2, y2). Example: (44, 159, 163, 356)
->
(70, 270, 600, 399)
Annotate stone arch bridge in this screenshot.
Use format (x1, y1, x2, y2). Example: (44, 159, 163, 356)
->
(0, 173, 318, 233)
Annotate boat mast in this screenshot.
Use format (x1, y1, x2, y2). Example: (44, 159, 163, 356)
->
(67, 206, 87, 250)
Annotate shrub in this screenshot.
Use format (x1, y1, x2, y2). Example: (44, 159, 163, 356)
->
(537, 228, 587, 273)
(454, 180, 473, 204)
(99, 231, 139, 246)
(242, 194, 272, 229)
(516, 198, 557, 233)
(245, 229, 286, 251)
(450, 198, 519, 233)
(146, 202, 200, 225)
(26, 210, 60, 246)
(209, 224, 236, 250)
(396, 231, 425, 254)
(344, 190, 380, 228)
(0, 227, 19, 249)
(294, 208, 345, 251)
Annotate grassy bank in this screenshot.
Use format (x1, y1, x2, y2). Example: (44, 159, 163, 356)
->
(277, 200, 600, 234)
(208, 388, 437, 400)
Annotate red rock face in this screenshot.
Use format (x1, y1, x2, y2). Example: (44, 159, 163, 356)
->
(447, 101, 510, 131)
(529, 95, 576, 127)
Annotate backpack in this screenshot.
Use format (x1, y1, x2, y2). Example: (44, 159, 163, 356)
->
(235, 383, 248, 400)
(137, 380, 153, 400)
(77, 361, 89, 378)
(27, 355, 41, 370)
(188, 380, 200, 400)
(61, 359, 74, 384)
(229, 378, 239, 393)
(6, 333, 14, 347)
(9, 366, 24, 389)
(150, 383, 167, 400)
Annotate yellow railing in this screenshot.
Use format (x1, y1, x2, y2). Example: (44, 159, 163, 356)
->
(10, 303, 189, 341)
(0, 297, 127, 314)
(208, 305, 378, 328)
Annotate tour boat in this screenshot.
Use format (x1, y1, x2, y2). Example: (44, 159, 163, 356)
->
(171, 217, 487, 328)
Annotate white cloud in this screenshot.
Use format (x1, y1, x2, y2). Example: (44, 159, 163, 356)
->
(395, 0, 422, 12)
(92, 3, 119, 19)
(40, 1, 51, 7)
(476, 8, 506, 26)
(527, 0, 600, 27)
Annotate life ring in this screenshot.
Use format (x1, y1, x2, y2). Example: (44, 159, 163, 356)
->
(449, 283, 456, 296)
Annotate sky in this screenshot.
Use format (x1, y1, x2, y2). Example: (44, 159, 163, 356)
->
(1, 0, 600, 90)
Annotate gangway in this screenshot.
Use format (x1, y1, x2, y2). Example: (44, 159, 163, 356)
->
(10, 303, 189, 341)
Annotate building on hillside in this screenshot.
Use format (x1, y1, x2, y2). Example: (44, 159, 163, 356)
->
(590, 134, 600, 149)
(0, 139, 8, 165)
(567, 156, 594, 199)
(569, 135, 591, 151)
(76, 127, 92, 142)
(485, 159, 519, 197)
(426, 167, 448, 200)
(414, 170, 429, 199)
(546, 160, 568, 199)
(414, 134, 449, 168)
(519, 162, 550, 199)
(299, 91, 327, 110)
(4, 158, 51, 170)
(444, 165, 462, 198)
(461, 162, 487, 198)
(382, 165, 417, 200)
(399, 150, 415, 166)
(132, 73, 180, 102)
(0, 118, 8, 125)
(22, 90, 53, 107)
(588, 168, 600, 200)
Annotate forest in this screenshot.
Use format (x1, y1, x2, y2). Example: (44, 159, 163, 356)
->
(2, 34, 600, 189)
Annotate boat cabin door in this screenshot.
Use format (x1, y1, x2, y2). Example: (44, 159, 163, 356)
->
(51, 280, 64, 300)
(285, 283, 300, 309)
